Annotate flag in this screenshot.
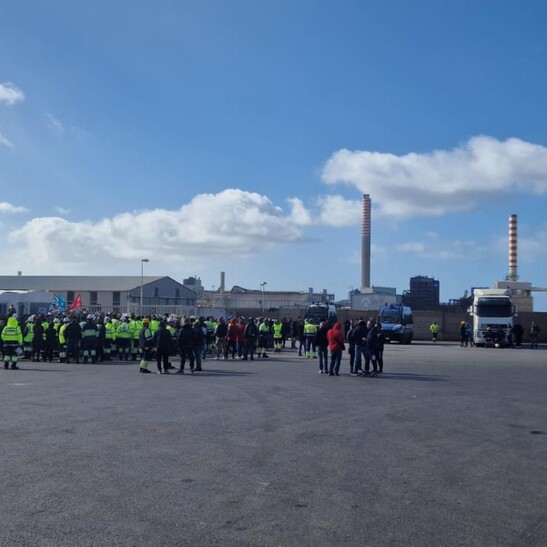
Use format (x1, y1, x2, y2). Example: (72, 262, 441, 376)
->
(49, 293, 66, 313)
(49, 294, 67, 313)
(68, 293, 82, 312)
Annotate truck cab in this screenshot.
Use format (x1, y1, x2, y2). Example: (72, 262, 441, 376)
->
(468, 288, 515, 347)
(304, 303, 337, 326)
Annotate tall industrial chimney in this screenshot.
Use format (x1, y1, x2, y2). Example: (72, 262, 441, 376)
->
(361, 194, 371, 289)
(508, 214, 518, 281)
(220, 271, 226, 295)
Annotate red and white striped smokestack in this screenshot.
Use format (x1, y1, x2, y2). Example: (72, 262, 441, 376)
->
(361, 194, 371, 289)
(508, 213, 518, 281)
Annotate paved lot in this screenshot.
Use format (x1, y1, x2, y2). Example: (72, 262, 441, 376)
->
(1, 343, 547, 546)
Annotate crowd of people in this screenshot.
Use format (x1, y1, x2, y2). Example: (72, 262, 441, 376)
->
(0, 309, 388, 377)
(3, 309, 541, 374)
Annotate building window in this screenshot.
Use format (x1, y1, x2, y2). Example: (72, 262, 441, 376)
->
(90, 291, 98, 306)
(67, 291, 75, 305)
(153, 287, 159, 297)
(113, 291, 120, 307)
(175, 288, 180, 298)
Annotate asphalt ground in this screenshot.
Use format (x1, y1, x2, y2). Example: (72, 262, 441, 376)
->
(1, 342, 547, 547)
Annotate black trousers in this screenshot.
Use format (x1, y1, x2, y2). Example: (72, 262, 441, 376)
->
(156, 348, 170, 372)
(179, 347, 194, 370)
(66, 339, 80, 362)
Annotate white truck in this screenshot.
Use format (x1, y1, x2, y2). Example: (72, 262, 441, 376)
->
(468, 288, 516, 346)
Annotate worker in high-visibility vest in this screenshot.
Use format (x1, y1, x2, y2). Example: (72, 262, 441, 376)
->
(23, 316, 34, 359)
(58, 318, 69, 363)
(273, 319, 283, 352)
(2, 316, 23, 369)
(304, 320, 318, 358)
(116, 316, 132, 361)
(81, 315, 98, 363)
(430, 321, 440, 343)
(257, 319, 270, 358)
(104, 317, 116, 360)
(130, 317, 142, 361)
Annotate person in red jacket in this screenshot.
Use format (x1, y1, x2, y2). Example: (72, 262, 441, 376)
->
(327, 322, 345, 376)
(235, 317, 246, 358)
(226, 318, 238, 359)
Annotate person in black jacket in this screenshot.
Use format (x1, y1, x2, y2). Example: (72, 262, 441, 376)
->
(376, 322, 385, 373)
(214, 317, 228, 360)
(512, 322, 524, 348)
(352, 320, 368, 375)
(43, 321, 57, 363)
(316, 321, 330, 374)
(193, 318, 205, 371)
(243, 317, 258, 361)
(177, 317, 195, 373)
(64, 316, 82, 364)
(96, 317, 106, 362)
(347, 320, 358, 375)
(32, 317, 44, 362)
(366, 320, 379, 377)
(154, 320, 172, 374)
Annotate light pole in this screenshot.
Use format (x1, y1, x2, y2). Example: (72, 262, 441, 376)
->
(140, 258, 149, 314)
(260, 281, 267, 313)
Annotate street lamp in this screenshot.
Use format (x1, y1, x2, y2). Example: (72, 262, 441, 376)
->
(140, 258, 149, 314)
(260, 281, 267, 313)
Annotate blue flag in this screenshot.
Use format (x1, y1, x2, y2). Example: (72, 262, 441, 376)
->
(49, 294, 67, 312)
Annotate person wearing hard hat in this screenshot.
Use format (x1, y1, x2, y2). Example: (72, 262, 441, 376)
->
(154, 319, 172, 374)
(116, 316, 132, 360)
(81, 315, 98, 363)
(23, 316, 35, 359)
(138, 318, 153, 374)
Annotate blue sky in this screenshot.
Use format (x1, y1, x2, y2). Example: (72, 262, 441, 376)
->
(1, 0, 547, 309)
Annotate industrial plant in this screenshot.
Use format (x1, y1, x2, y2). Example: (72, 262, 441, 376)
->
(0, 199, 545, 320)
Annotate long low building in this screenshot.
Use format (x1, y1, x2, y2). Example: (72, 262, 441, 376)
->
(0, 275, 198, 317)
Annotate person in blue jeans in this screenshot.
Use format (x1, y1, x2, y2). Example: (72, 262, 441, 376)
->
(351, 320, 368, 375)
(315, 321, 329, 374)
(327, 322, 345, 376)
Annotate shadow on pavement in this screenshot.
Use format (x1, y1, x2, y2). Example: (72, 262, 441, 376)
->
(375, 372, 448, 382)
(169, 369, 254, 377)
(12, 368, 71, 373)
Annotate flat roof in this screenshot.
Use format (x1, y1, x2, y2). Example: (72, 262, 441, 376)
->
(0, 275, 167, 292)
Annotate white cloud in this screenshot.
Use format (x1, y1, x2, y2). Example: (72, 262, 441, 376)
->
(287, 197, 312, 225)
(396, 237, 490, 260)
(8, 189, 305, 267)
(397, 242, 427, 253)
(285, 194, 361, 227)
(45, 113, 90, 139)
(348, 244, 387, 264)
(0, 82, 25, 105)
(321, 136, 547, 218)
(316, 195, 361, 227)
(497, 223, 547, 262)
(45, 113, 64, 134)
(0, 130, 13, 148)
(54, 206, 71, 215)
(0, 202, 28, 214)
